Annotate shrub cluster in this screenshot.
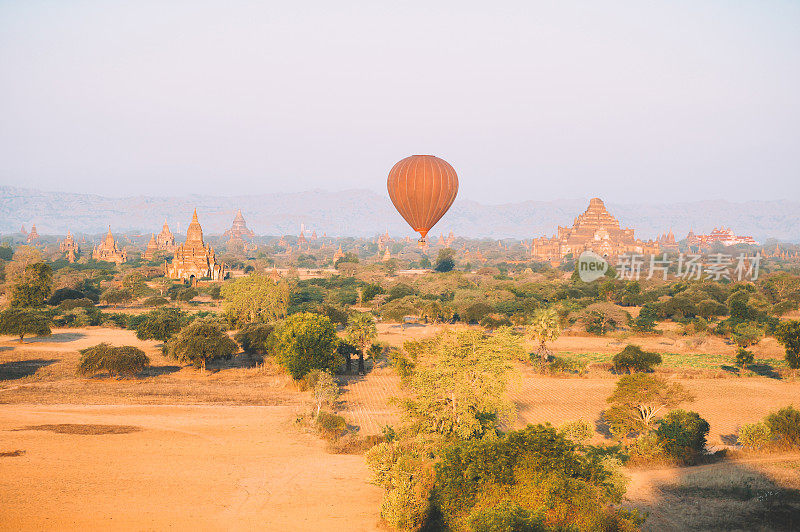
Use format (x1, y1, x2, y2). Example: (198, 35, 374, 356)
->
(77, 343, 150, 378)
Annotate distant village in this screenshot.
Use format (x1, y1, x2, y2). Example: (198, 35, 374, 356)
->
(7, 197, 797, 284)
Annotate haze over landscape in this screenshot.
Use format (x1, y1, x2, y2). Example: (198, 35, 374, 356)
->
(3, 3, 800, 532)
(1, 1, 799, 206)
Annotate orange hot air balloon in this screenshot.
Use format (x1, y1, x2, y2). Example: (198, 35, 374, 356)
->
(387, 155, 459, 243)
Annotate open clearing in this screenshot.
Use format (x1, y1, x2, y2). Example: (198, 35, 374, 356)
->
(2, 325, 800, 530)
(0, 404, 383, 531)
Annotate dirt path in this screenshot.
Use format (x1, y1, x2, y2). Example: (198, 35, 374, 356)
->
(0, 404, 383, 531)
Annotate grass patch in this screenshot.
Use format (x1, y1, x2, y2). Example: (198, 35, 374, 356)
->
(19, 423, 141, 435)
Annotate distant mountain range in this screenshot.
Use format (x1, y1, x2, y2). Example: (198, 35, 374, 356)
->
(1, 186, 798, 243)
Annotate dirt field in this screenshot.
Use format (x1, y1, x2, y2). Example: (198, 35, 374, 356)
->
(2, 325, 800, 530)
(0, 404, 383, 531)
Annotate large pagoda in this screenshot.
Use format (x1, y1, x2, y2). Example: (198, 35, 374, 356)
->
(531, 198, 659, 261)
(165, 210, 225, 283)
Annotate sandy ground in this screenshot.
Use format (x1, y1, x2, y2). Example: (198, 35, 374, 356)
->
(0, 404, 383, 532)
(2, 324, 800, 530)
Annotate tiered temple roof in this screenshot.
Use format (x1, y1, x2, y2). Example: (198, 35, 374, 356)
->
(165, 210, 225, 283)
(93, 227, 127, 264)
(531, 197, 659, 261)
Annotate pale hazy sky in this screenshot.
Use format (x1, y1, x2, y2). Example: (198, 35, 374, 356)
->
(1, 1, 798, 204)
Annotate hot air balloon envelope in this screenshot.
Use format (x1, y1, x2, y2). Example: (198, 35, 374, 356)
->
(387, 155, 459, 242)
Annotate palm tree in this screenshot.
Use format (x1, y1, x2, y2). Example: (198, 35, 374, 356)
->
(345, 312, 377, 374)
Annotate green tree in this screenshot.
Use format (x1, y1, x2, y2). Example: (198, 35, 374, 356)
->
(0, 308, 51, 343)
(735, 347, 755, 369)
(233, 323, 275, 355)
(133, 307, 186, 342)
(306, 369, 340, 418)
(612, 344, 662, 373)
(273, 312, 339, 379)
(221, 273, 290, 327)
(165, 319, 238, 371)
(345, 312, 377, 374)
(526, 307, 560, 360)
(433, 424, 640, 531)
(765, 405, 800, 447)
(401, 328, 520, 439)
(732, 322, 763, 348)
(10, 262, 53, 307)
(633, 302, 659, 332)
(122, 272, 150, 298)
(604, 373, 693, 440)
(101, 288, 133, 307)
(655, 410, 710, 464)
(434, 248, 455, 273)
(774, 320, 800, 370)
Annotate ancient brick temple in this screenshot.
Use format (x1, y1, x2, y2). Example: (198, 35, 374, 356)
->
(59, 231, 80, 262)
(224, 210, 255, 242)
(156, 220, 176, 251)
(531, 197, 659, 261)
(143, 233, 158, 260)
(26, 224, 40, 243)
(93, 227, 127, 264)
(165, 210, 225, 283)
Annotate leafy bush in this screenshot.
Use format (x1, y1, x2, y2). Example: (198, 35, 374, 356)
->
(732, 322, 763, 348)
(143, 296, 169, 307)
(612, 345, 662, 373)
(318, 304, 348, 327)
(479, 314, 512, 330)
(738, 422, 772, 450)
(47, 288, 89, 306)
(366, 442, 435, 531)
(102, 312, 129, 328)
(559, 419, 594, 444)
(633, 303, 659, 332)
(654, 410, 710, 464)
(175, 287, 198, 302)
(315, 411, 347, 438)
(765, 406, 800, 447)
(433, 424, 641, 531)
(584, 310, 618, 335)
(361, 283, 384, 302)
(77, 343, 150, 378)
(234, 323, 275, 355)
(463, 302, 493, 324)
(386, 283, 415, 302)
(545, 355, 588, 376)
(466, 502, 544, 532)
(58, 298, 95, 311)
(735, 347, 754, 368)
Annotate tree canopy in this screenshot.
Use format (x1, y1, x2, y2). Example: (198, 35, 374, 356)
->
(400, 328, 521, 440)
(273, 312, 339, 379)
(10, 262, 52, 307)
(165, 319, 238, 371)
(221, 273, 290, 327)
(0, 308, 52, 343)
(604, 373, 693, 440)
